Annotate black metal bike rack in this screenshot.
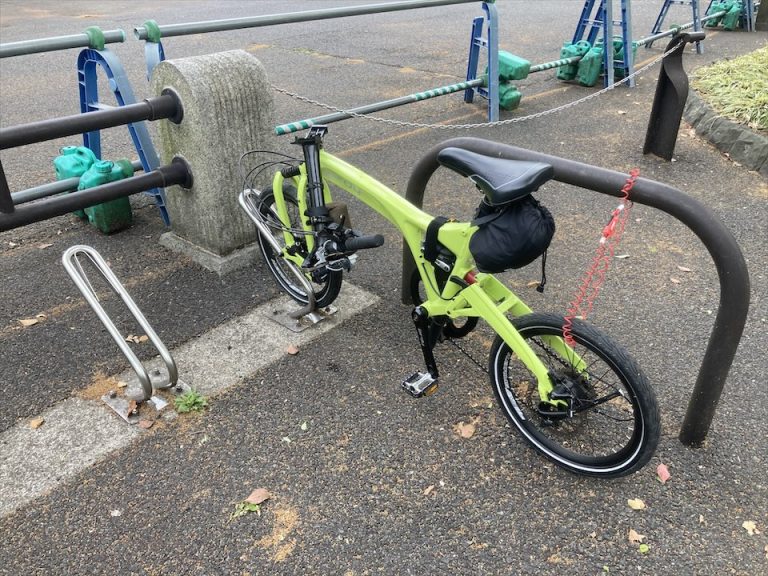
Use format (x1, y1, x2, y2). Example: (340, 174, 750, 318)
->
(402, 137, 750, 446)
(0, 90, 189, 232)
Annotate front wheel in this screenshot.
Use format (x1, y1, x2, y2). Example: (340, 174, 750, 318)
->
(489, 313, 660, 477)
(256, 185, 342, 308)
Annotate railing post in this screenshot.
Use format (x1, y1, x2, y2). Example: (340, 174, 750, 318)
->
(149, 50, 276, 275)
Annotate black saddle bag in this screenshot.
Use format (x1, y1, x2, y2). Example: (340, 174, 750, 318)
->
(469, 195, 555, 273)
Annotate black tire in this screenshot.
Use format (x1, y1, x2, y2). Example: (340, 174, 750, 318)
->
(409, 269, 478, 338)
(489, 312, 660, 477)
(256, 185, 342, 308)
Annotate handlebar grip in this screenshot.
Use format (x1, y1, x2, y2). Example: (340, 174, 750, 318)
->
(280, 165, 301, 178)
(344, 234, 385, 252)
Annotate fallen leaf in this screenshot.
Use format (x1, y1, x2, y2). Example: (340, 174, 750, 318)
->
(627, 498, 646, 510)
(526, 280, 541, 288)
(29, 417, 45, 429)
(657, 463, 671, 484)
(423, 485, 435, 496)
(117, 380, 128, 388)
(638, 543, 650, 554)
(245, 488, 271, 505)
(286, 344, 299, 355)
(454, 419, 477, 439)
(18, 318, 39, 327)
(138, 419, 154, 429)
(126, 400, 138, 415)
(628, 528, 645, 543)
(677, 265, 693, 272)
(38, 243, 53, 249)
(670, 277, 681, 284)
(125, 334, 149, 344)
(742, 520, 759, 536)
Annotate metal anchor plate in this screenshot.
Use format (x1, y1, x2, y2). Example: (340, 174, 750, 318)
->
(265, 303, 338, 333)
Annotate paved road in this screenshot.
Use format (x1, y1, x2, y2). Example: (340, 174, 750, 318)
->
(1, 1, 766, 574)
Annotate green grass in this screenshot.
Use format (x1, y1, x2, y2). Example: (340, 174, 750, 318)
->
(691, 46, 768, 133)
(174, 390, 208, 413)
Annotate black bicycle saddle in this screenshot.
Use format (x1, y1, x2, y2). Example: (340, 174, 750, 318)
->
(437, 147, 554, 205)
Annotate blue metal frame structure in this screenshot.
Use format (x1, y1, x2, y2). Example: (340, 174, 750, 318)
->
(464, 2, 500, 121)
(649, 0, 704, 53)
(77, 48, 169, 225)
(570, 0, 635, 88)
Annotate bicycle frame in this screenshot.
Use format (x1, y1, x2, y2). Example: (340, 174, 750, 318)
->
(269, 149, 585, 403)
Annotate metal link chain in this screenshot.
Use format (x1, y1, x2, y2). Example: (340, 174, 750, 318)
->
(271, 48, 675, 130)
(445, 336, 488, 374)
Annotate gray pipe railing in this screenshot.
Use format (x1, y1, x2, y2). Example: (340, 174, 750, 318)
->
(0, 89, 185, 230)
(0, 91, 182, 151)
(134, 0, 485, 40)
(402, 137, 750, 447)
(0, 28, 125, 58)
(0, 159, 191, 232)
(11, 160, 144, 206)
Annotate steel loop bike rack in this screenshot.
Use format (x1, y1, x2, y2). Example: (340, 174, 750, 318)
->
(62, 245, 190, 422)
(402, 137, 750, 447)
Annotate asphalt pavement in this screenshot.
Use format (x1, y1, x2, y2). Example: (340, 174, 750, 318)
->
(1, 1, 766, 575)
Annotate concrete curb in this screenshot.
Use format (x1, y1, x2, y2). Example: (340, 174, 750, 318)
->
(684, 90, 768, 177)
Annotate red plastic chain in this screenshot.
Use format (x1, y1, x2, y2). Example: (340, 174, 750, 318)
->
(562, 168, 640, 347)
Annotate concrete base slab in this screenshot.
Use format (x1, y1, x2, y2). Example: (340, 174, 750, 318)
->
(159, 231, 260, 275)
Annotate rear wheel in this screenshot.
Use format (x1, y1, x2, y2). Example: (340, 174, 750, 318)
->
(256, 185, 342, 308)
(489, 313, 660, 477)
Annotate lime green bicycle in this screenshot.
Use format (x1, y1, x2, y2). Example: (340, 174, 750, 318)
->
(239, 127, 660, 477)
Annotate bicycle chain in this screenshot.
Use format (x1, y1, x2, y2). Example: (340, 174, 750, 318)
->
(444, 336, 488, 375)
(271, 48, 673, 131)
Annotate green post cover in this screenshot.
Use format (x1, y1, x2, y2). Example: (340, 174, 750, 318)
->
(78, 159, 134, 234)
(53, 146, 97, 219)
(497, 51, 531, 81)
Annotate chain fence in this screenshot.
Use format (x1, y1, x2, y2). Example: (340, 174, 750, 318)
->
(270, 47, 676, 131)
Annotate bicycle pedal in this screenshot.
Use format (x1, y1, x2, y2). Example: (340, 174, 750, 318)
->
(402, 372, 439, 398)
